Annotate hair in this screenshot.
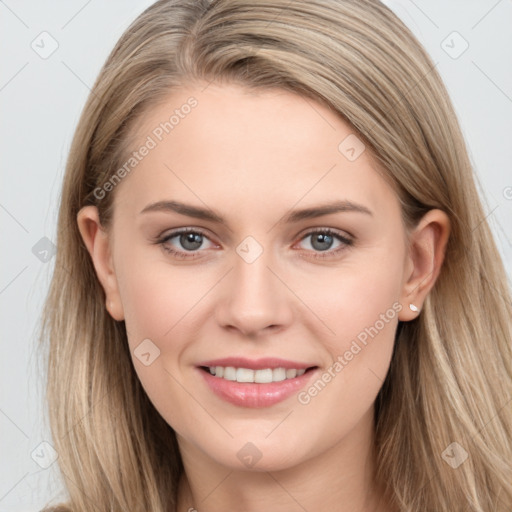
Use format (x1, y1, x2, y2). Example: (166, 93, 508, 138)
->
(39, 0, 512, 510)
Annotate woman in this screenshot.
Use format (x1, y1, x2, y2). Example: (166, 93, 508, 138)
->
(40, 0, 512, 510)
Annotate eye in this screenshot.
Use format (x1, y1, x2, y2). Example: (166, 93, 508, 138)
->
(296, 228, 353, 259)
(154, 227, 354, 261)
(155, 228, 216, 259)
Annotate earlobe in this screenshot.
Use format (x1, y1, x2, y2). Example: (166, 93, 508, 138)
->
(76, 206, 125, 321)
(398, 209, 450, 321)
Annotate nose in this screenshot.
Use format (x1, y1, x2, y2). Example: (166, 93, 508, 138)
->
(214, 246, 293, 338)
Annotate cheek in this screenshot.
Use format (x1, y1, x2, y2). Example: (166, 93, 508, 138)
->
(118, 273, 173, 343)
(300, 317, 397, 442)
(114, 249, 215, 407)
(114, 254, 211, 432)
(115, 246, 210, 343)
(294, 249, 403, 437)
(305, 246, 404, 354)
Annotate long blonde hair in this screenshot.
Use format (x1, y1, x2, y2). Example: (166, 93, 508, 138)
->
(40, 0, 512, 510)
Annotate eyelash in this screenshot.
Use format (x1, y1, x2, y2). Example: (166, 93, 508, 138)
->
(154, 227, 354, 261)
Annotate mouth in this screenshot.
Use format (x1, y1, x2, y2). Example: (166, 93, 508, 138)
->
(199, 365, 315, 383)
(196, 357, 319, 408)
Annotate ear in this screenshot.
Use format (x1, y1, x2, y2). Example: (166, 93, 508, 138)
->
(76, 206, 125, 321)
(398, 209, 450, 321)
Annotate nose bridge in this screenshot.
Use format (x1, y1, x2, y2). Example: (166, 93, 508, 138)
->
(215, 237, 292, 336)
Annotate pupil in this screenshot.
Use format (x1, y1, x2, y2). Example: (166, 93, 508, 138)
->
(181, 233, 202, 250)
(312, 233, 332, 251)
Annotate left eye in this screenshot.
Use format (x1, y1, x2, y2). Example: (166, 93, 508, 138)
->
(298, 229, 352, 253)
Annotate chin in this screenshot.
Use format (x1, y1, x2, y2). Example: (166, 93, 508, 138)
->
(194, 434, 313, 473)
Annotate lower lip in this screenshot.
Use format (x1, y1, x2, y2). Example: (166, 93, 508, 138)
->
(198, 367, 317, 408)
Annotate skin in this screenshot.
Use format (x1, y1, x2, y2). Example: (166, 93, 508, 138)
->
(78, 82, 450, 512)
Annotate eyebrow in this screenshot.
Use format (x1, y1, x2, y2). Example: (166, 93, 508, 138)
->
(139, 199, 373, 224)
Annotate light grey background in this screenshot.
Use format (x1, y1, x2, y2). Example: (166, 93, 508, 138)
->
(1, 0, 511, 510)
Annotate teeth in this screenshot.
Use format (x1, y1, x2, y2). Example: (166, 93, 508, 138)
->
(286, 369, 297, 379)
(207, 366, 309, 383)
(223, 366, 236, 381)
(273, 367, 286, 382)
(255, 368, 273, 383)
(236, 368, 254, 382)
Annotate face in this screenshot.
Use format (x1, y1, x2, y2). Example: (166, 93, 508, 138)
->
(87, 82, 416, 472)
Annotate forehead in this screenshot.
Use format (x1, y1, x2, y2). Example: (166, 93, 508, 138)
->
(111, 82, 399, 224)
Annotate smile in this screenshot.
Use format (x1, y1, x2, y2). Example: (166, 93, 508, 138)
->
(196, 358, 318, 408)
(205, 366, 306, 383)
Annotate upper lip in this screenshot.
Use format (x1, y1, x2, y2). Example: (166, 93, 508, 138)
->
(197, 357, 317, 370)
